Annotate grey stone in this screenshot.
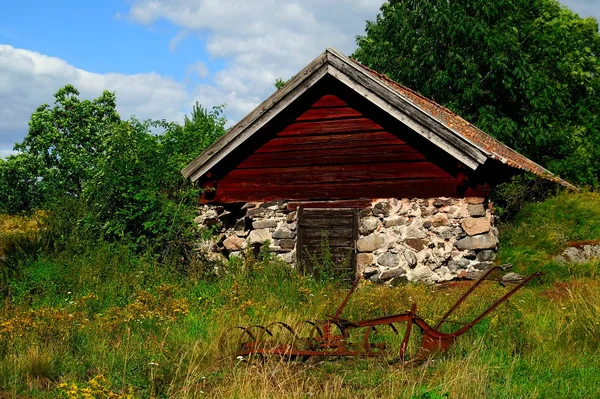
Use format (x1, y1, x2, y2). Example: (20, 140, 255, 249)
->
(272, 227, 295, 239)
(357, 253, 374, 268)
(473, 261, 493, 270)
(279, 250, 296, 263)
(368, 273, 381, 283)
(448, 258, 471, 272)
(461, 217, 491, 236)
(435, 227, 456, 240)
(252, 219, 277, 229)
(357, 233, 386, 252)
(404, 250, 418, 268)
(359, 216, 381, 235)
(405, 238, 428, 251)
(363, 266, 379, 279)
(288, 222, 297, 231)
(360, 208, 373, 218)
(421, 207, 438, 217)
(405, 223, 428, 239)
(286, 212, 296, 223)
(269, 246, 291, 253)
(223, 236, 247, 251)
(502, 272, 523, 282)
(435, 266, 454, 282)
(455, 233, 498, 250)
(380, 267, 406, 282)
(275, 239, 295, 250)
(384, 216, 407, 228)
(234, 217, 247, 231)
(467, 204, 486, 217)
(246, 207, 269, 217)
(247, 229, 272, 245)
(373, 202, 392, 217)
(411, 265, 433, 281)
(377, 252, 399, 268)
(476, 249, 497, 262)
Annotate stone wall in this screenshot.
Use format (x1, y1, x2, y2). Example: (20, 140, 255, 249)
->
(195, 197, 498, 284)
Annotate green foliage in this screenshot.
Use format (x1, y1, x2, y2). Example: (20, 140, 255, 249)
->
(492, 173, 561, 219)
(0, 86, 226, 261)
(354, 0, 600, 186)
(498, 191, 600, 276)
(15, 85, 121, 203)
(274, 77, 290, 90)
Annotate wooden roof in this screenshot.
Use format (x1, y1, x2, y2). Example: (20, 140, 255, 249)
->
(182, 48, 574, 189)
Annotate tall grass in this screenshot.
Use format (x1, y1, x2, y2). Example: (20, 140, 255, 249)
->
(1, 192, 599, 398)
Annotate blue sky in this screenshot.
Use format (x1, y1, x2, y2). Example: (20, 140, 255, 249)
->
(0, 0, 598, 158)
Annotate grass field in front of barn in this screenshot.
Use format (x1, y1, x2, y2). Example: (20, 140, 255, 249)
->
(1, 192, 599, 398)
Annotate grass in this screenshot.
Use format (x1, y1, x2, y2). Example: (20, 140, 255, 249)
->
(0, 192, 599, 398)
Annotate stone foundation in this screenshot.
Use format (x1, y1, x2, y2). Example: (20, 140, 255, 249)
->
(195, 197, 499, 284)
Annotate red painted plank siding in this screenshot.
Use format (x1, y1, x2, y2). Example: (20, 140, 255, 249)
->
(209, 94, 471, 202)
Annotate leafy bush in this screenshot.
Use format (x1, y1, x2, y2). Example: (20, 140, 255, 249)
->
(0, 86, 226, 265)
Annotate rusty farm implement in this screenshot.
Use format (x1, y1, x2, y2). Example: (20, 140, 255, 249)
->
(218, 266, 541, 363)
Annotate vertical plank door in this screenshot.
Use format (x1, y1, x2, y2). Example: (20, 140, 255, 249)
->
(297, 208, 358, 282)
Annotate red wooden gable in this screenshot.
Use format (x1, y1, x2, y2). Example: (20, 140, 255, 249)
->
(202, 91, 488, 203)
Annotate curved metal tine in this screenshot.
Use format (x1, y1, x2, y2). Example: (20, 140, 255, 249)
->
(248, 325, 273, 337)
(246, 325, 273, 350)
(434, 266, 500, 330)
(265, 321, 300, 340)
(387, 323, 399, 334)
(218, 326, 256, 359)
(295, 320, 324, 339)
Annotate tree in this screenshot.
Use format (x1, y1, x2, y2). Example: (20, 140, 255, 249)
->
(13, 85, 121, 203)
(354, 0, 600, 185)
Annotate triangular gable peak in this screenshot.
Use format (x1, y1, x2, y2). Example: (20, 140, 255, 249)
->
(182, 48, 573, 196)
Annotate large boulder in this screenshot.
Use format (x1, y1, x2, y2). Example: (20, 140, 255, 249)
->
(380, 267, 406, 282)
(377, 252, 399, 268)
(272, 227, 295, 239)
(359, 216, 381, 235)
(455, 233, 498, 250)
(223, 236, 247, 251)
(461, 217, 491, 236)
(247, 229, 272, 245)
(357, 233, 386, 252)
(467, 204, 486, 217)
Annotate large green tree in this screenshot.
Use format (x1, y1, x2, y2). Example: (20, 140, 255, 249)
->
(354, 0, 600, 185)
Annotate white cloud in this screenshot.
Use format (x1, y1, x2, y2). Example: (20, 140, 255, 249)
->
(128, 0, 382, 124)
(0, 45, 189, 151)
(169, 30, 189, 52)
(187, 60, 209, 79)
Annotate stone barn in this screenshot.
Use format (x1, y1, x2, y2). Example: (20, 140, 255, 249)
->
(182, 48, 572, 284)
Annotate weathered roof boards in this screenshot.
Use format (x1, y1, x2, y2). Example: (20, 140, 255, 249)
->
(182, 48, 572, 203)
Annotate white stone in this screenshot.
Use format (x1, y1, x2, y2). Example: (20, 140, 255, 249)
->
(247, 229, 272, 245)
(359, 216, 381, 235)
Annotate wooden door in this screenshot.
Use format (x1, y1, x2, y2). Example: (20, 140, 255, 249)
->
(297, 208, 358, 282)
